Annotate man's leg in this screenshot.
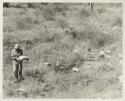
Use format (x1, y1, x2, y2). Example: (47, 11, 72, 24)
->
(13, 63, 19, 81)
(19, 62, 24, 81)
(13, 62, 16, 78)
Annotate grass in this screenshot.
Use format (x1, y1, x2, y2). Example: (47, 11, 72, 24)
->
(3, 3, 122, 98)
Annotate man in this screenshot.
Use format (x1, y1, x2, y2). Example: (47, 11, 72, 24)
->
(11, 44, 24, 82)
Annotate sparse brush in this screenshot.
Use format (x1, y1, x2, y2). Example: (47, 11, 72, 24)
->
(112, 15, 122, 27)
(97, 7, 106, 14)
(16, 11, 36, 30)
(56, 18, 68, 29)
(79, 7, 91, 17)
(41, 7, 55, 21)
(3, 3, 122, 98)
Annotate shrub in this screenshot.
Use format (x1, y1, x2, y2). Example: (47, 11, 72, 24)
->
(112, 15, 122, 27)
(16, 16, 31, 30)
(51, 3, 69, 16)
(97, 7, 106, 14)
(56, 17, 68, 29)
(79, 7, 91, 17)
(27, 3, 35, 8)
(3, 3, 10, 8)
(16, 11, 36, 30)
(84, 23, 113, 48)
(27, 3, 46, 8)
(67, 21, 114, 48)
(40, 3, 69, 21)
(42, 8, 55, 21)
(3, 34, 21, 47)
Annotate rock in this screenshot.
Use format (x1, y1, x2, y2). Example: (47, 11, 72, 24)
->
(118, 54, 122, 59)
(100, 51, 105, 55)
(105, 50, 112, 54)
(83, 79, 92, 86)
(99, 51, 105, 58)
(72, 67, 80, 72)
(73, 49, 79, 54)
(17, 87, 26, 92)
(119, 60, 122, 65)
(88, 52, 93, 55)
(119, 75, 122, 83)
(106, 55, 111, 59)
(85, 65, 91, 69)
(107, 62, 113, 67)
(43, 62, 51, 66)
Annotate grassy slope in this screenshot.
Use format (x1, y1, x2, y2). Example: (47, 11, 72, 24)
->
(3, 3, 122, 98)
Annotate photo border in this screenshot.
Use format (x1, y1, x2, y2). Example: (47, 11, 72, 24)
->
(0, 0, 124, 101)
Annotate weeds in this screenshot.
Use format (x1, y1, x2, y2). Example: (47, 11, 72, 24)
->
(3, 3, 122, 98)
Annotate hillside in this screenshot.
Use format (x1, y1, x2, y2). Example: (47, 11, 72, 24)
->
(3, 3, 122, 98)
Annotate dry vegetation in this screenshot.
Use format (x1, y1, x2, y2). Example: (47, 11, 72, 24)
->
(3, 3, 122, 98)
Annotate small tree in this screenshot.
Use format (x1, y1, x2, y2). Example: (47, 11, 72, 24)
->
(3, 3, 9, 8)
(88, 3, 94, 11)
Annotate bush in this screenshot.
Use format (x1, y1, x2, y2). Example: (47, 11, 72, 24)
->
(27, 3, 35, 8)
(40, 3, 69, 21)
(3, 3, 10, 8)
(27, 3, 46, 8)
(16, 10, 37, 30)
(97, 7, 106, 14)
(79, 7, 91, 17)
(16, 16, 32, 30)
(67, 21, 114, 48)
(3, 34, 20, 47)
(51, 3, 69, 16)
(56, 17, 68, 29)
(41, 7, 55, 21)
(112, 15, 122, 27)
(84, 23, 113, 48)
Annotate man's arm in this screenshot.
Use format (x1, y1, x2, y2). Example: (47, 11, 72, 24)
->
(11, 50, 18, 62)
(16, 49, 23, 62)
(21, 49, 23, 56)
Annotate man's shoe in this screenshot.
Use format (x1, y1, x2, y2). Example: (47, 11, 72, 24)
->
(21, 76, 25, 80)
(14, 80, 20, 84)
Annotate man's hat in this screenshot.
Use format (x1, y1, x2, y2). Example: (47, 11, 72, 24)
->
(14, 44, 20, 49)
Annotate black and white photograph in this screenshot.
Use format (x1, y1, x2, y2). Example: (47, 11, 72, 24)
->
(2, 1, 123, 99)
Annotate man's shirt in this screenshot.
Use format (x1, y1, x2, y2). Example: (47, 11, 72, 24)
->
(11, 48, 23, 62)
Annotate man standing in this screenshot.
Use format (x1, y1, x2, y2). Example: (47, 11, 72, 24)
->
(11, 44, 24, 82)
